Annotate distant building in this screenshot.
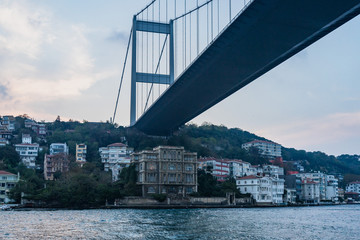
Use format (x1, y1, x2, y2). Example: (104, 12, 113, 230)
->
(76, 144, 87, 167)
(0, 138, 8, 147)
(15, 134, 39, 168)
(0, 170, 19, 203)
(25, 119, 46, 136)
(242, 140, 281, 159)
(132, 146, 198, 197)
(50, 143, 69, 155)
(43, 153, 69, 181)
(346, 181, 360, 194)
(1, 116, 15, 131)
(99, 143, 133, 181)
(236, 175, 284, 205)
(0, 128, 12, 140)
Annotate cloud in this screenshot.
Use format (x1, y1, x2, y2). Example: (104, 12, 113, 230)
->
(0, 1, 113, 117)
(107, 30, 129, 43)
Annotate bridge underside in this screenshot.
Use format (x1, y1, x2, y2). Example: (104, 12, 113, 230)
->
(133, 0, 360, 135)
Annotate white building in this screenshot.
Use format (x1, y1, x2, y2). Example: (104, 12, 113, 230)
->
(15, 134, 39, 168)
(325, 175, 338, 201)
(242, 140, 281, 158)
(300, 178, 320, 204)
(236, 175, 284, 205)
(99, 143, 133, 181)
(297, 172, 338, 202)
(346, 181, 360, 194)
(50, 143, 69, 155)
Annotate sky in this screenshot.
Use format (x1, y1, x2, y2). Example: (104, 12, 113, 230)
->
(0, 0, 359, 156)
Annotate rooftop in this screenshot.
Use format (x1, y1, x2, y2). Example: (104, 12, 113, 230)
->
(0, 170, 16, 175)
(108, 143, 127, 147)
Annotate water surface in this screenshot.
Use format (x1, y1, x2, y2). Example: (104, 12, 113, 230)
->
(1, 205, 359, 239)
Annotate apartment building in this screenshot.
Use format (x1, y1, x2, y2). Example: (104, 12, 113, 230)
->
(76, 143, 87, 167)
(43, 153, 69, 180)
(242, 140, 281, 159)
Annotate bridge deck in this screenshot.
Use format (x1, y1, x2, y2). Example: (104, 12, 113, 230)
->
(133, 0, 360, 135)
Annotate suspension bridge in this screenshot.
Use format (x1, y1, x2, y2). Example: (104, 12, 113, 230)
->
(112, 0, 360, 135)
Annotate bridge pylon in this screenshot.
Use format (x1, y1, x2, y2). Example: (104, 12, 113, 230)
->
(130, 15, 174, 126)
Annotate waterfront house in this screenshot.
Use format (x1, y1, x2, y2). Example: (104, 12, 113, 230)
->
(0, 170, 19, 203)
(236, 175, 284, 205)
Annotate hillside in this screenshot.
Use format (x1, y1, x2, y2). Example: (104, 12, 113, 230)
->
(2, 116, 360, 178)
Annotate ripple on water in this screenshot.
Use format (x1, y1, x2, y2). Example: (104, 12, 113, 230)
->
(0, 205, 359, 239)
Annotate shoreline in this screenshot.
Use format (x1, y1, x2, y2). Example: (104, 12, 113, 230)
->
(9, 202, 359, 211)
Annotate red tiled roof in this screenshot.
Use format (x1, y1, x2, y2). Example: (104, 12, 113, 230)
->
(15, 143, 39, 146)
(108, 143, 127, 147)
(237, 175, 259, 180)
(0, 170, 16, 175)
(243, 139, 279, 145)
(344, 192, 360, 195)
(349, 181, 360, 184)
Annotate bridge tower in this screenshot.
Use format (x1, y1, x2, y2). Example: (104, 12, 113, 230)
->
(130, 16, 175, 126)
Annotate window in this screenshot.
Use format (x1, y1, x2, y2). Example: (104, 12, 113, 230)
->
(186, 174, 193, 183)
(168, 174, 176, 183)
(185, 164, 193, 171)
(147, 173, 157, 183)
(147, 186, 155, 193)
(169, 164, 176, 171)
(186, 187, 193, 193)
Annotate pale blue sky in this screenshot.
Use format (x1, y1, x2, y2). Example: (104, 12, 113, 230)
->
(0, 0, 359, 156)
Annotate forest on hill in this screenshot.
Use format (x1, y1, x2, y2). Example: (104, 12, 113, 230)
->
(1, 116, 359, 207)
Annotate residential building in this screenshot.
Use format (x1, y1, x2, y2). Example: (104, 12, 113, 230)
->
(296, 172, 338, 202)
(0, 170, 19, 203)
(50, 143, 69, 155)
(25, 119, 46, 136)
(1, 116, 15, 131)
(300, 178, 320, 204)
(0, 138, 8, 147)
(76, 143, 87, 167)
(132, 146, 198, 197)
(263, 164, 284, 178)
(325, 175, 338, 201)
(198, 157, 230, 181)
(284, 188, 297, 204)
(0, 128, 12, 140)
(43, 153, 69, 180)
(346, 181, 360, 194)
(15, 134, 39, 168)
(99, 143, 133, 181)
(242, 140, 281, 159)
(236, 175, 284, 205)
